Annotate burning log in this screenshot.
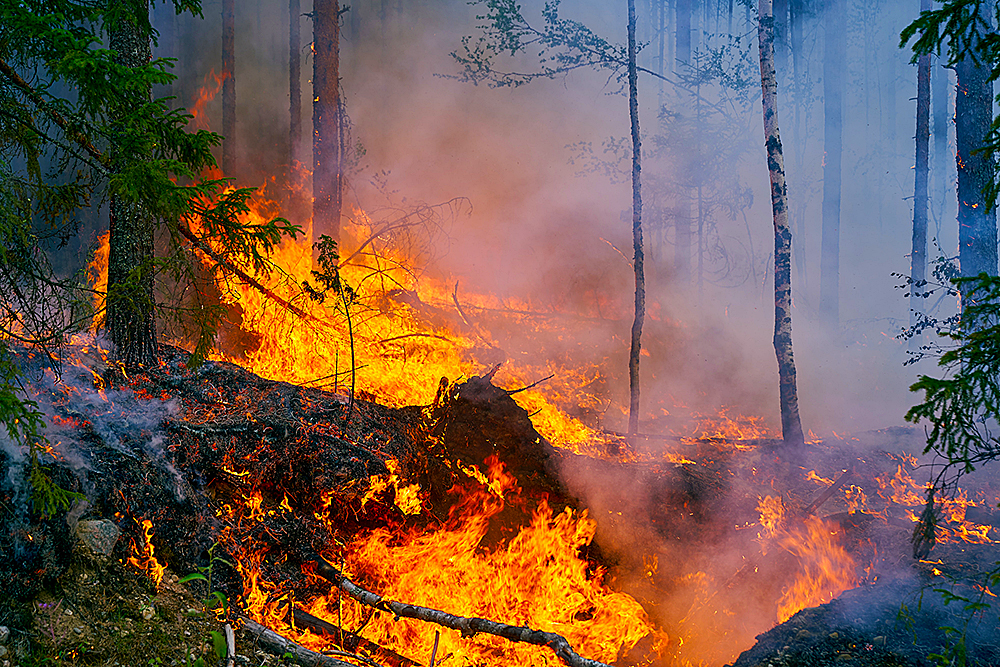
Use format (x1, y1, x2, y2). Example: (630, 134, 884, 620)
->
(309, 555, 615, 667)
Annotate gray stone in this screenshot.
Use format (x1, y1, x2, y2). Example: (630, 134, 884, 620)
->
(0, 626, 7, 643)
(76, 519, 121, 556)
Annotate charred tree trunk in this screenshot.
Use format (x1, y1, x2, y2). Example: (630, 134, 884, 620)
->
(956, 53, 997, 303)
(627, 0, 645, 437)
(313, 0, 343, 249)
(909, 0, 931, 328)
(819, 0, 844, 324)
(222, 0, 235, 174)
(675, 0, 692, 283)
(107, 5, 157, 369)
(290, 0, 301, 174)
(758, 0, 805, 449)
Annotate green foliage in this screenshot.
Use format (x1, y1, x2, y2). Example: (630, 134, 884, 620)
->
(0, 341, 84, 518)
(177, 542, 233, 618)
(905, 275, 1000, 480)
(901, 1, 1000, 208)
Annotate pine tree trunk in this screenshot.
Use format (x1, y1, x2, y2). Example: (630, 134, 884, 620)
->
(222, 0, 235, 174)
(289, 0, 301, 172)
(909, 0, 930, 328)
(758, 0, 805, 449)
(932, 59, 948, 228)
(674, 0, 692, 282)
(313, 0, 342, 248)
(107, 5, 157, 369)
(956, 53, 998, 300)
(627, 0, 646, 437)
(819, 0, 844, 324)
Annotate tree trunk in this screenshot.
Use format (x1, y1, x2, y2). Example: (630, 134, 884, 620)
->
(819, 0, 844, 324)
(627, 0, 645, 437)
(956, 53, 998, 301)
(313, 0, 343, 248)
(932, 58, 948, 232)
(909, 0, 930, 328)
(773, 0, 788, 84)
(222, 0, 235, 174)
(674, 0, 691, 282)
(789, 0, 806, 290)
(757, 0, 805, 449)
(107, 6, 157, 369)
(290, 0, 301, 172)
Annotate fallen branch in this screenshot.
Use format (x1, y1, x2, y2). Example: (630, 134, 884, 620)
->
(240, 615, 356, 667)
(290, 606, 420, 667)
(176, 224, 322, 324)
(309, 555, 614, 667)
(802, 465, 854, 517)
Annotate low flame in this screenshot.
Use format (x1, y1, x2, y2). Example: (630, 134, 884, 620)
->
(126, 518, 166, 588)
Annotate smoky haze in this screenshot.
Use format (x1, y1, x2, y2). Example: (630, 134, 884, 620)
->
(151, 0, 953, 442)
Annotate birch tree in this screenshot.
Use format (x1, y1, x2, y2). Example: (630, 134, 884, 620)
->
(758, 0, 805, 449)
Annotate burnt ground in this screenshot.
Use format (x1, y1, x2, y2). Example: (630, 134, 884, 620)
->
(0, 343, 998, 666)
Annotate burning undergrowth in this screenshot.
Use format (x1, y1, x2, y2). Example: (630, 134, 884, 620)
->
(1, 337, 999, 666)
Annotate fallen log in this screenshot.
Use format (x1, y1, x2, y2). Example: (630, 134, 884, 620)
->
(290, 606, 421, 667)
(240, 615, 357, 667)
(309, 555, 614, 667)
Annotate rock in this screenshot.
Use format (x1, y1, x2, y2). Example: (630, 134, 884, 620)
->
(0, 626, 7, 643)
(0, 646, 6, 658)
(873, 635, 886, 646)
(142, 606, 155, 621)
(76, 519, 122, 556)
(828, 631, 839, 639)
(794, 629, 812, 640)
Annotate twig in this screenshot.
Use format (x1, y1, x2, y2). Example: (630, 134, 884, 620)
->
(429, 631, 440, 667)
(451, 282, 500, 352)
(379, 333, 453, 345)
(505, 374, 555, 396)
(240, 615, 355, 667)
(310, 555, 614, 667)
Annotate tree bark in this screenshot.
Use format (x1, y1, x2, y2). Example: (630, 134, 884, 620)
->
(910, 0, 931, 328)
(674, 0, 692, 282)
(932, 58, 948, 230)
(820, 0, 844, 324)
(289, 0, 301, 173)
(107, 5, 157, 369)
(313, 0, 343, 248)
(222, 0, 235, 174)
(956, 53, 998, 302)
(627, 0, 645, 437)
(758, 0, 805, 449)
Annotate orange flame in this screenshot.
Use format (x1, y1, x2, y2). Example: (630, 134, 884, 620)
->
(127, 518, 166, 588)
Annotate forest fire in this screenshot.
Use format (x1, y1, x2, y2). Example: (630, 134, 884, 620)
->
(75, 180, 1000, 666)
(6, 1, 1000, 665)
